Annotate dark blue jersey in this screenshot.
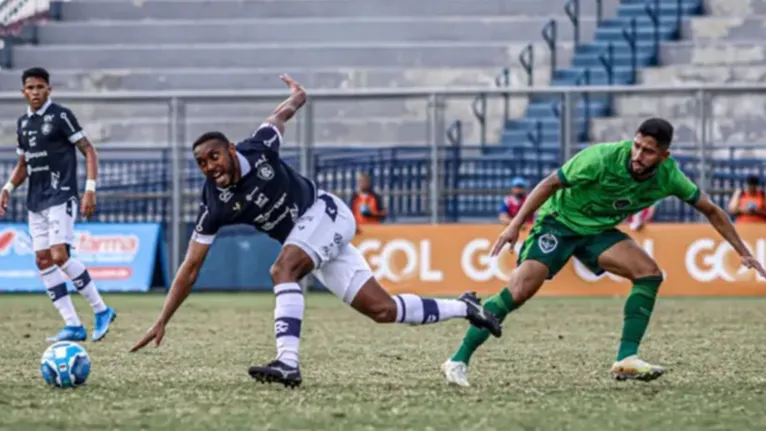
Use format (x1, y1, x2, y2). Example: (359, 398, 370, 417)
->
(16, 99, 85, 213)
(191, 123, 317, 244)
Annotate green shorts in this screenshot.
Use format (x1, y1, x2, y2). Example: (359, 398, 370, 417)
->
(517, 216, 630, 279)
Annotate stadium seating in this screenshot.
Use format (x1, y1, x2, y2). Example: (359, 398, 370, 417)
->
(0, 0, 607, 147)
(500, 0, 705, 151)
(594, 0, 766, 149)
(0, 0, 763, 224)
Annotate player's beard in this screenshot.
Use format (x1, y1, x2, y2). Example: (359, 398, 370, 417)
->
(630, 160, 659, 178)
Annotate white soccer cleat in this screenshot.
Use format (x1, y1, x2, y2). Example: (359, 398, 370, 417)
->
(441, 360, 471, 387)
(611, 355, 665, 382)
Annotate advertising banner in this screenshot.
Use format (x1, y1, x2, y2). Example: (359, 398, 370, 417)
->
(1, 0, 49, 33)
(353, 224, 766, 296)
(0, 223, 162, 292)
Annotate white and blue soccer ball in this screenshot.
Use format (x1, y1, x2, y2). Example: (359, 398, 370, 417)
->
(40, 341, 91, 388)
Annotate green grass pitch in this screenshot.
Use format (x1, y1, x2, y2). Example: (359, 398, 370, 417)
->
(1, 293, 765, 430)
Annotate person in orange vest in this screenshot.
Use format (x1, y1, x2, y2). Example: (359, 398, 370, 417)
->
(727, 174, 766, 224)
(350, 173, 387, 229)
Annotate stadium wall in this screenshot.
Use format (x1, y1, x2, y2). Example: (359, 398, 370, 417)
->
(352, 224, 766, 296)
(0, 222, 763, 295)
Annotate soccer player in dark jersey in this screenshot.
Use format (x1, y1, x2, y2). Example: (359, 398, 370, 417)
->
(129, 74, 503, 387)
(0, 67, 117, 342)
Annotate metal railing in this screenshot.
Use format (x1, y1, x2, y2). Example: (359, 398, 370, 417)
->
(2, 83, 766, 272)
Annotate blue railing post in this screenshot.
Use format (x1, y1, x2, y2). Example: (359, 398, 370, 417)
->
(598, 42, 614, 85)
(517, 45, 533, 87)
(447, 120, 463, 147)
(564, 0, 581, 47)
(495, 67, 511, 124)
(575, 69, 591, 139)
(644, 0, 661, 62)
(622, 18, 638, 83)
(541, 19, 557, 82)
(471, 94, 487, 147)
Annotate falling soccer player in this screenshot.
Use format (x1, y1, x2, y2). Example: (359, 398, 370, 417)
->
(441, 117, 766, 387)
(130, 74, 502, 387)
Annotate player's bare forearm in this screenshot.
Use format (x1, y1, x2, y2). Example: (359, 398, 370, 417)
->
(75, 138, 98, 181)
(266, 91, 306, 134)
(9, 156, 28, 187)
(158, 241, 209, 324)
(696, 197, 752, 257)
(510, 173, 562, 226)
(158, 260, 200, 325)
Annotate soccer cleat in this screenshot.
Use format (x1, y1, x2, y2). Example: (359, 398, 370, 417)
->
(459, 292, 502, 338)
(248, 360, 302, 388)
(611, 355, 665, 382)
(46, 325, 87, 342)
(92, 307, 117, 342)
(441, 360, 471, 387)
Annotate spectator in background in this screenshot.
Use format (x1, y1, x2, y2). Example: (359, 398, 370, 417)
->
(727, 174, 766, 224)
(498, 177, 534, 225)
(350, 173, 387, 229)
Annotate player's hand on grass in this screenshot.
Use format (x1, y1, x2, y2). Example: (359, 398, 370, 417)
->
(742, 255, 766, 280)
(490, 221, 522, 257)
(130, 321, 166, 352)
(0, 190, 9, 217)
(81, 190, 96, 219)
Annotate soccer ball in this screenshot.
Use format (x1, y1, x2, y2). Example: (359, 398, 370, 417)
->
(40, 341, 91, 388)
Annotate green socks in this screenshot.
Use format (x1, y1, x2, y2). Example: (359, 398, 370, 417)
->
(451, 288, 517, 365)
(449, 276, 662, 366)
(616, 275, 663, 361)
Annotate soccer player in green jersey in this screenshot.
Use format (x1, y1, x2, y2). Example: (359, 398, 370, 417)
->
(442, 118, 766, 386)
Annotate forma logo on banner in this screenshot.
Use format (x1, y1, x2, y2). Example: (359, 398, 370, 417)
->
(353, 224, 766, 297)
(0, 223, 163, 292)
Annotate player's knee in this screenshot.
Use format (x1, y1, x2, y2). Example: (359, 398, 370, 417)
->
(49, 248, 69, 267)
(269, 261, 296, 285)
(365, 298, 397, 323)
(35, 253, 53, 270)
(508, 262, 547, 305)
(630, 261, 663, 281)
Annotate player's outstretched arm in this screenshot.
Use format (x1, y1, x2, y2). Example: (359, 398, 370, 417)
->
(130, 240, 211, 352)
(264, 74, 307, 134)
(490, 172, 564, 256)
(0, 155, 28, 217)
(693, 195, 766, 278)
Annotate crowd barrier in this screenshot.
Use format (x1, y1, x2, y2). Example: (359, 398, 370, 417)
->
(352, 223, 766, 296)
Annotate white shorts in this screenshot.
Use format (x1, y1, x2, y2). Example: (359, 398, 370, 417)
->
(28, 200, 77, 252)
(284, 191, 373, 304)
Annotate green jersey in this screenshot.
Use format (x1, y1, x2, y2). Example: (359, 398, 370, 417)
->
(537, 140, 701, 235)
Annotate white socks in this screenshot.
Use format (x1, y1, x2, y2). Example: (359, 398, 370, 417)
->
(41, 266, 81, 327)
(392, 294, 468, 324)
(61, 258, 107, 313)
(274, 283, 304, 367)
